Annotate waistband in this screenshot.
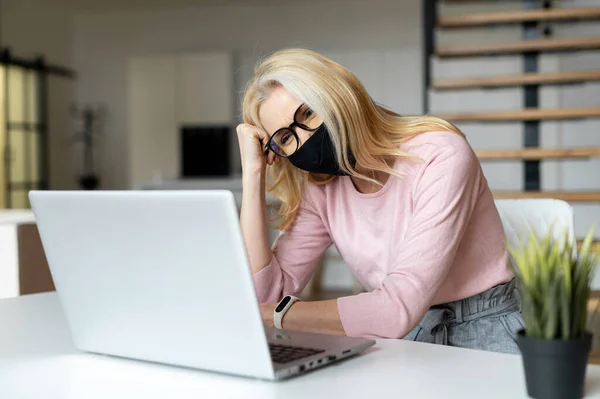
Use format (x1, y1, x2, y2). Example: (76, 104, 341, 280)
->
(417, 279, 519, 345)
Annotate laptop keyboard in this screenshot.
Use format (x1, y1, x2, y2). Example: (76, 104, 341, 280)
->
(269, 343, 325, 364)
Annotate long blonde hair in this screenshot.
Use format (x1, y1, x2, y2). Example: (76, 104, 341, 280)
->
(242, 48, 463, 231)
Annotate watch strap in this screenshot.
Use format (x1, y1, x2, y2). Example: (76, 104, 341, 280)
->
(273, 295, 301, 329)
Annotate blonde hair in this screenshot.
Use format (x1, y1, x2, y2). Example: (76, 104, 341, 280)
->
(242, 48, 464, 231)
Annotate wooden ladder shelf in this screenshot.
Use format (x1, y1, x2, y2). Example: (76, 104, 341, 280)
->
(433, 70, 600, 90)
(438, 7, 600, 29)
(476, 147, 600, 160)
(435, 107, 600, 122)
(437, 37, 600, 58)
(427, 2, 600, 290)
(493, 192, 600, 202)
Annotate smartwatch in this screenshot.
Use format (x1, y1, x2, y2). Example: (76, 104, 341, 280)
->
(273, 295, 301, 329)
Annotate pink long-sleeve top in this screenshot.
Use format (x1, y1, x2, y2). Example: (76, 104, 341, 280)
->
(252, 130, 513, 339)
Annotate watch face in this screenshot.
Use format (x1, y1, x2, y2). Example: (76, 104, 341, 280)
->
(276, 296, 292, 312)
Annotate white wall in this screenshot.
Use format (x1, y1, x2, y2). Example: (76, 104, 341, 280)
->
(71, 0, 600, 285)
(435, 0, 600, 242)
(0, 0, 78, 191)
(72, 0, 599, 190)
(0, 0, 71, 65)
(553, 0, 600, 240)
(127, 52, 234, 185)
(72, 0, 423, 189)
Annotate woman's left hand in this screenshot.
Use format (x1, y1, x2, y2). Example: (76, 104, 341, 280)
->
(259, 303, 276, 328)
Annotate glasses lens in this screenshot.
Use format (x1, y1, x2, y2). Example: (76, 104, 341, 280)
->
(294, 104, 322, 130)
(270, 129, 299, 157)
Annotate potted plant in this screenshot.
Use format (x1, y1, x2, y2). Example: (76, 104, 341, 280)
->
(510, 226, 600, 399)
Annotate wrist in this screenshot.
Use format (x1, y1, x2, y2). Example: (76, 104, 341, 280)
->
(274, 295, 302, 329)
(281, 301, 301, 329)
(242, 169, 266, 187)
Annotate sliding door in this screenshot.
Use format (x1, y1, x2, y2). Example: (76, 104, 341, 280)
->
(0, 65, 45, 209)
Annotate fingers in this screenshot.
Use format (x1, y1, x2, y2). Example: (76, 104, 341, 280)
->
(235, 123, 249, 137)
(238, 123, 269, 143)
(254, 126, 271, 146)
(236, 123, 282, 167)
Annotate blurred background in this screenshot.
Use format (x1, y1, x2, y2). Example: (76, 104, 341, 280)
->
(0, 0, 599, 300)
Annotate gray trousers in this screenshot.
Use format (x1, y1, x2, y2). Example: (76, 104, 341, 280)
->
(404, 279, 523, 354)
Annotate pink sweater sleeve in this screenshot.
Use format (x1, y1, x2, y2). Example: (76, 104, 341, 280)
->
(337, 142, 482, 338)
(252, 191, 333, 303)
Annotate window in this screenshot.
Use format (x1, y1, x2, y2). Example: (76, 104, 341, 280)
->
(0, 64, 45, 209)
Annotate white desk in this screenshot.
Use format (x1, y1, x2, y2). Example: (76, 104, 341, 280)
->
(2, 293, 600, 399)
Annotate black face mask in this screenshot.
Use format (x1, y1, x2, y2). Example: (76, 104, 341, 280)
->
(287, 125, 355, 176)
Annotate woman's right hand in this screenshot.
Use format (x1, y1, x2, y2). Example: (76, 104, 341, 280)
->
(236, 123, 278, 175)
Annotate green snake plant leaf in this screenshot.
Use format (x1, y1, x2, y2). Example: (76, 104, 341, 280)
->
(512, 224, 599, 340)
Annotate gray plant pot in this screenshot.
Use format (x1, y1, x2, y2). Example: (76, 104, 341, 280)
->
(517, 329, 592, 399)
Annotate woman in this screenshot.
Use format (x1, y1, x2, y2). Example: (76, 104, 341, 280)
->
(237, 48, 523, 354)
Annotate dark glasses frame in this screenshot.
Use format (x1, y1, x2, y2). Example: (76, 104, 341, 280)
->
(263, 103, 322, 158)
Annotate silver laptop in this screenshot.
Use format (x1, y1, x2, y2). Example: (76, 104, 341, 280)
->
(29, 190, 374, 380)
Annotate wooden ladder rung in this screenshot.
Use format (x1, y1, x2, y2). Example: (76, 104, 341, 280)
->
(579, 240, 600, 253)
(476, 147, 600, 160)
(437, 37, 600, 58)
(435, 107, 600, 122)
(433, 70, 600, 90)
(588, 296, 600, 314)
(493, 192, 600, 202)
(438, 8, 600, 29)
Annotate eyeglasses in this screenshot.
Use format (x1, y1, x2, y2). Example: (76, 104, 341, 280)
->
(264, 103, 323, 158)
